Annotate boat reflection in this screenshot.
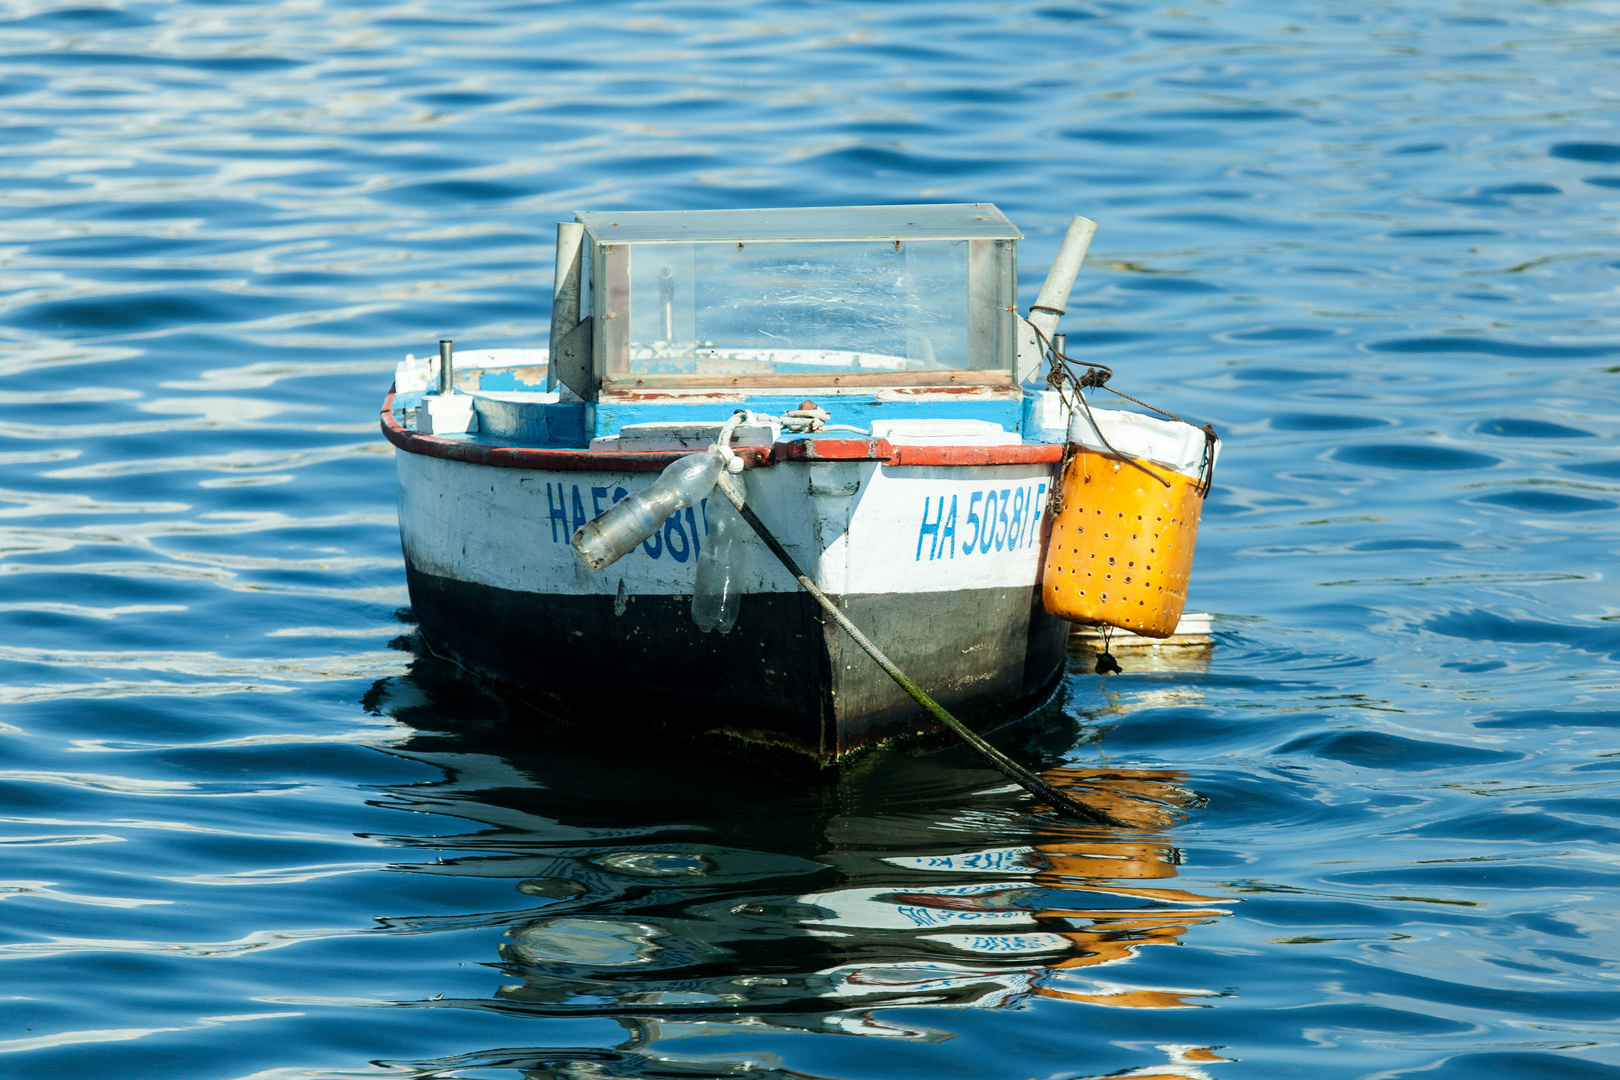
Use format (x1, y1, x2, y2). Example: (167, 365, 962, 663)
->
(804, 767, 1229, 1015)
(364, 654, 1234, 1078)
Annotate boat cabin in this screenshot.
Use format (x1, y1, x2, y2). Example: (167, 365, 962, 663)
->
(393, 204, 1070, 449)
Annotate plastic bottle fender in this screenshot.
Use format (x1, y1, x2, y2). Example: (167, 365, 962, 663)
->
(571, 450, 725, 571)
(691, 472, 748, 634)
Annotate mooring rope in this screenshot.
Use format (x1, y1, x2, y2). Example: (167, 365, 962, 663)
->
(711, 417, 1128, 827)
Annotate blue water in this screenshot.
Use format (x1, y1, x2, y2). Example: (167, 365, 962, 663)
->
(3, 2, 1619, 1077)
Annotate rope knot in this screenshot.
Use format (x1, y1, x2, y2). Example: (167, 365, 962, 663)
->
(782, 401, 831, 433)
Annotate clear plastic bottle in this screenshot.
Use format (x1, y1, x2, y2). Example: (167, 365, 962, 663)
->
(571, 449, 724, 571)
(692, 480, 746, 634)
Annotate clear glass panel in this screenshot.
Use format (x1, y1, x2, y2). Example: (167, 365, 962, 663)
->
(621, 240, 986, 377)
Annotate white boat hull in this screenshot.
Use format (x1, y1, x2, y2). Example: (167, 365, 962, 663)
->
(392, 440, 1070, 762)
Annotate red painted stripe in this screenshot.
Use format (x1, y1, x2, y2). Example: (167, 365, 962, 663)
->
(889, 443, 1064, 466)
(772, 437, 1063, 466)
(772, 437, 896, 462)
(381, 389, 1063, 471)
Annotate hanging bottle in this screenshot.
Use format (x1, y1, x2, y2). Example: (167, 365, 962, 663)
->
(692, 478, 746, 634)
(571, 449, 724, 571)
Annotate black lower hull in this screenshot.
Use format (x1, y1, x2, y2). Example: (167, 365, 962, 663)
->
(404, 564, 1070, 765)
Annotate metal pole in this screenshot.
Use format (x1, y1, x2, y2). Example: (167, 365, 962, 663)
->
(438, 339, 453, 395)
(659, 265, 675, 343)
(1027, 216, 1096, 343)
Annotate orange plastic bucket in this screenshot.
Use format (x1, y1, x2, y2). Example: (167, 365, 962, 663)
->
(1041, 447, 1204, 638)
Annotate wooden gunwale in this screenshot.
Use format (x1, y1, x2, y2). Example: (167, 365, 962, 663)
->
(599, 370, 1016, 390)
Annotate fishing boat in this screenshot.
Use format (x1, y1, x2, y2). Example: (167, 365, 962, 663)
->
(381, 204, 1215, 765)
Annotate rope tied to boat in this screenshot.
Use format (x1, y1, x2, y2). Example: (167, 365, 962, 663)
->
(783, 403, 831, 432)
(712, 411, 1129, 828)
(1027, 315, 1220, 498)
(719, 404, 869, 441)
(711, 412, 750, 474)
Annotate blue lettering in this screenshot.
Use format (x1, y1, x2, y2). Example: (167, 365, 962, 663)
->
(898, 906, 944, 928)
(917, 496, 943, 561)
(591, 486, 609, 518)
(965, 492, 984, 554)
(941, 495, 957, 558)
(1034, 482, 1046, 531)
(664, 514, 690, 563)
(642, 524, 663, 559)
(979, 490, 997, 554)
(546, 482, 569, 542)
(571, 485, 587, 534)
(1011, 487, 1028, 548)
(995, 487, 1011, 551)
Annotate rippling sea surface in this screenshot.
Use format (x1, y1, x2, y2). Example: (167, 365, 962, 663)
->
(3, 2, 1619, 1077)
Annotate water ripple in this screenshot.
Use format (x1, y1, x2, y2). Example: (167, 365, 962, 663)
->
(0, 1, 1617, 1078)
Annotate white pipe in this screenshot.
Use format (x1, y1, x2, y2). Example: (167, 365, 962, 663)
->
(1028, 215, 1097, 341)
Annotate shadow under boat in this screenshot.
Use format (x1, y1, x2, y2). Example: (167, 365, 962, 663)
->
(359, 648, 1236, 1079)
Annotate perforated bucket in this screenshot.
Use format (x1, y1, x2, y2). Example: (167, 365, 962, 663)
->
(1040, 407, 1213, 638)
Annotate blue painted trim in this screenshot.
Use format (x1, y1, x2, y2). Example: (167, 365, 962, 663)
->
(467, 369, 548, 393)
(471, 400, 592, 447)
(595, 393, 1024, 441)
(411, 380, 1037, 450)
(1022, 388, 1068, 444)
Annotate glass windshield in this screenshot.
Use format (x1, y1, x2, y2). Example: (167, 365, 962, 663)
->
(614, 239, 986, 378)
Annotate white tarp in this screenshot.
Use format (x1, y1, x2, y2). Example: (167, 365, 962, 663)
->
(870, 419, 1019, 446)
(1067, 403, 1219, 482)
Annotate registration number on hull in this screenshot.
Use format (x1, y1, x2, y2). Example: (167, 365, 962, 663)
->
(915, 483, 1047, 561)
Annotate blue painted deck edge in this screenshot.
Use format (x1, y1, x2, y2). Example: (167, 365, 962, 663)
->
(595, 393, 1025, 441)
(407, 380, 1069, 449)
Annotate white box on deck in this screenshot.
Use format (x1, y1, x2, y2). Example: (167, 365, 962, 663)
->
(420, 393, 479, 435)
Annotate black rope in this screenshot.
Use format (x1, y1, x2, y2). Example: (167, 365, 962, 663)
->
(1046, 436, 1078, 520)
(1075, 385, 1172, 489)
(1196, 421, 1218, 497)
(1094, 384, 1219, 492)
(1028, 319, 1169, 489)
(1031, 316, 1219, 496)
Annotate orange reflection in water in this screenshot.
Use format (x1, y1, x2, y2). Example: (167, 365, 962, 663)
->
(837, 766, 1233, 1014)
(1034, 767, 1231, 987)
(1030, 769, 1225, 994)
